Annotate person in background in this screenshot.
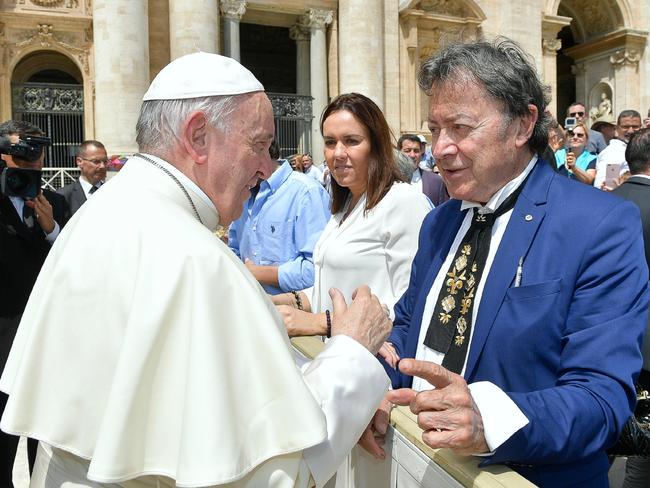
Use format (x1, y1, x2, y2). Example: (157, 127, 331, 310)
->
(565, 101, 607, 154)
(229, 140, 330, 295)
(300, 153, 325, 184)
(594, 110, 642, 189)
(591, 121, 616, 145)
(398, 133, 449, 206)
(612, 128, 650, 488)
(58, 140, 108, 217)
(554, 123, 596, 185)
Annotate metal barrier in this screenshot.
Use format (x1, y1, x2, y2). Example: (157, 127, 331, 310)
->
(268, 93, 313, 159)
(41, 167, 80, 191)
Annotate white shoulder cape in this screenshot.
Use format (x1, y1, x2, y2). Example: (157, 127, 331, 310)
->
(0, 157, 327, 486)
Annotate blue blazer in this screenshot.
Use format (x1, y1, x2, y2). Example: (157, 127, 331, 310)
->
(386, 160, 650, 487)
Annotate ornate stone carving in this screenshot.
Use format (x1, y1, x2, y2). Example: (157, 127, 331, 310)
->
(419, 0, 466, 17)
(610, 49, 641, 67)
(12, 83, 84, 112)
(419, 26, 470, 60)
(21, 0, 79, 8)
(289, 24, 310, 42)
(570, 62, 586, 75)
(300, 9, 334, 30)
(542, 37, 562, 54)
(219, 0, 247, 21)
(558, 0, 622, 39)
(589, 91, 613, 123)
(9, 25, 90, 75)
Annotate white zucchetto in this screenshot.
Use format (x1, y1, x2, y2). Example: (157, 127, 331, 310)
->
(143, 52, 264, 101)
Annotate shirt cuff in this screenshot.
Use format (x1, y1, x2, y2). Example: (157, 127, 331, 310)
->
(468, 381, 529, 452)
(44, 221, 60, 244)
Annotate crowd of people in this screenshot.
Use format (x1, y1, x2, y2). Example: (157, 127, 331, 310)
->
(1, 37, 650, 488)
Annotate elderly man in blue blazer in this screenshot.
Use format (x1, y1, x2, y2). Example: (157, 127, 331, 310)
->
(377, 39, 649, 488)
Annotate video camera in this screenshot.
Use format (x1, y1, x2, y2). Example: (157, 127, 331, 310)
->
(0, 134, 51, 200)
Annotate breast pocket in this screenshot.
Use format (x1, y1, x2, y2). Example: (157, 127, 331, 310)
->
(260, 219, 293, 263)
(497, 278, 564, 351)
(505, 278, 563, 301)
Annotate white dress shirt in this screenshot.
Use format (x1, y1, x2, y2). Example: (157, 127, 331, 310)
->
(410, 168, 424, 193)
(78, 176, 105, 200)
(412, 157, 538, 452)
(593, 138, 628, 188)
(310, 182, 432, 316)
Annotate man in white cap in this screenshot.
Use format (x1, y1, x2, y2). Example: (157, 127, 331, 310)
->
(0, 53, 391, 487)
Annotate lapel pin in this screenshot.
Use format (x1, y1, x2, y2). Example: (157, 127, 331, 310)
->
(525, 214, 533, 222)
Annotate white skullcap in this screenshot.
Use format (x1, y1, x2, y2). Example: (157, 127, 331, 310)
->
(417, 134, 427, 143)
(143, 52, 264, 101)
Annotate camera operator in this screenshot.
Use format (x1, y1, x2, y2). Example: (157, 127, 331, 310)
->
(0, 119, 67, 483)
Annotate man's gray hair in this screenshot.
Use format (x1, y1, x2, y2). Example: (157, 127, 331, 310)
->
(135, 95, 241, 153)
(418, 37, 551, 154)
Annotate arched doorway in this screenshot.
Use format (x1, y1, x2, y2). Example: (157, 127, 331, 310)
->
(11, 51, 84, 174)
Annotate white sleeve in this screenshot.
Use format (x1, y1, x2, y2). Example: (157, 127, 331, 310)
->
(300, 335, 390, 487)
(468, 381, 529, 452)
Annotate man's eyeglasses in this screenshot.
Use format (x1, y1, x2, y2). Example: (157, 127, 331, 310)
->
(569, 111, 585, 117)
(80, 157, 108, 165)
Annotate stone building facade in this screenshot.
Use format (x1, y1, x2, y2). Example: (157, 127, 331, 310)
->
(0, 0, 648, 166)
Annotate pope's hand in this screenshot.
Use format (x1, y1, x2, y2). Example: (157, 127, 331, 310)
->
(387, 359, 489, 456)
(329, 285, 391, 355)
(358, 397, 392, 460)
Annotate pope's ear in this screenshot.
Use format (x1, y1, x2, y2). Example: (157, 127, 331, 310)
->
(181, 111, 210, 165)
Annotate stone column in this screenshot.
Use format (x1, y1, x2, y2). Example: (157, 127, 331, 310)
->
(611, 49, 642, 116)
(338, 0, 384, 108)
(93, 0, 149, 154)
(290, 24, 311, 96)
(541, 14, 571, 117)
(169, 0, 219, 59)
(220, 0, 246, 61)
(300, 9, 333, 164)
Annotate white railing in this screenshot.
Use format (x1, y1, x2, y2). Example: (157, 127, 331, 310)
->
(41, 167, 80, 191)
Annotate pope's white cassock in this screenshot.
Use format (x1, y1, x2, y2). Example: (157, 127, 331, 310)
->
(0, 152, 389, 487)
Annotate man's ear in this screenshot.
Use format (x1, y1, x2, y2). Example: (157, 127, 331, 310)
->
(181, 111, 210, 165)
(75, 156, 83, 168)
(515, 104, 539, 148)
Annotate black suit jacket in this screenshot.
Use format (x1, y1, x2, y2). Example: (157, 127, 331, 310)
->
(0, 189, 66, 368)
(612, 176, 650, 267)
(58, 179, 87, 218)
(420, 169, 449, 207)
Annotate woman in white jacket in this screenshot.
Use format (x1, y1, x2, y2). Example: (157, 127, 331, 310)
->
(273, 93, 432, 347)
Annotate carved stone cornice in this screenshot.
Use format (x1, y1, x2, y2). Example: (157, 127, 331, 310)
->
(300, 9, 334, 31)
(289, 24, 310, 42)
(542, 37, 562, 55)
(6, 24, 90, 75)
(610, 49, 641, 68)
(220, 0, 247, 21)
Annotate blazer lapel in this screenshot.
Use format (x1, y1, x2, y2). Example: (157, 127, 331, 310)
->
(464, 162, 552, 379)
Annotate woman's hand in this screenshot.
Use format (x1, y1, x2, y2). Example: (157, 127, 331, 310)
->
(565, 151, 576, 171)
(276, 306, 326, 337)
(378, 342, 400, 369)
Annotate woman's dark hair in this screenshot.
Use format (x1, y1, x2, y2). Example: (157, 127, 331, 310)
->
(320, 93, 404, 214)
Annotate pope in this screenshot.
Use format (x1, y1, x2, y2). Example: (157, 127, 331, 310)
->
(0, 53, 392, 488)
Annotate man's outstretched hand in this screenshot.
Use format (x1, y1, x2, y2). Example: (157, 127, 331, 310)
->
(387, 359, 489, 456)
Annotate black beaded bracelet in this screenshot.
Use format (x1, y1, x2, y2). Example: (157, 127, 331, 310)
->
(291, 290, 303, 311)
(325, 310, 332, 338)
